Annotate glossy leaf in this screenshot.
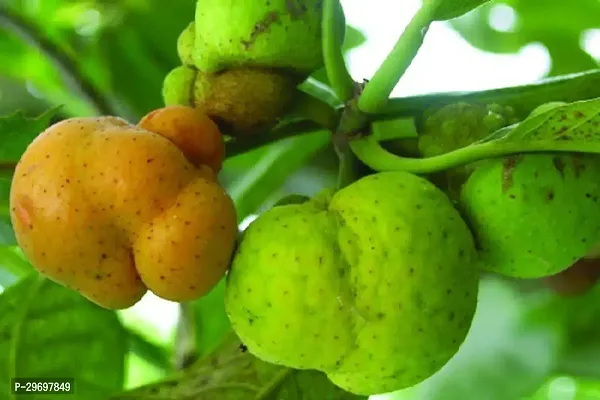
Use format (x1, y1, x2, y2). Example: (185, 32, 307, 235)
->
(225, 130, 331, 223)
(432, 0, 491, 21)
(0, 273, 128, 399)
(485, 97, 600, 143)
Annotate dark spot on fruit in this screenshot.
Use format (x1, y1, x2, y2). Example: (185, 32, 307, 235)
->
(449, 311, 455, 321)
(502, 155, 523, 192)
(552, 156, 566, 176)
(547, 190, 555, 201)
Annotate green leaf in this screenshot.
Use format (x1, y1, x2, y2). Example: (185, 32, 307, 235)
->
(449, 0, 600, 76)
(432, 0, 491, 21)
(127, 329, 171, 372)
(225, 130, 330, 222)
(0, 246, 33, 284)
(387, 277, 563, 400)
(0, 273, 128, 399)
(192, 278, 231, 359)
(493, 97, 600, 143)
(111, 331, 366, 400)
(0, 172, 16, 246)
(0, 107, 59, 163)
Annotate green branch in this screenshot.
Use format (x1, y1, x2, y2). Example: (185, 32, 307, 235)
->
(381, 69, 600, 118)
(357, 0, 442, 114)
(322, 0, 355, 103)
(226, 69, 600, 159)
(349, 134, 600, 175)
(0, 6, 117, 116)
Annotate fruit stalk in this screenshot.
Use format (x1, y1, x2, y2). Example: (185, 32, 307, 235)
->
(357, 0, 443, 114)
(322, 0, 355, 103)
(350, 134, 600, 174)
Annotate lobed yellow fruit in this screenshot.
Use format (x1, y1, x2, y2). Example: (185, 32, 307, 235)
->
(10, 113, 238, 309)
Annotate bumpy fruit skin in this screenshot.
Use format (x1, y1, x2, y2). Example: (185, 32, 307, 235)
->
(139, 105, 226, 173)
(10, 113, 238, 309)
(194, 67, 298, 134)
(177, 22, 196, 66)
(193, 0, 344, 75)
(460, 154, 600, 279)
(225, 172, 479, 395)
(163, 66, 196, 106)
(163, 66, 299, 136)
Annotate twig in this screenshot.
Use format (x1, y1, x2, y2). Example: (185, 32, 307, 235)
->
(0, 6, 116, 116)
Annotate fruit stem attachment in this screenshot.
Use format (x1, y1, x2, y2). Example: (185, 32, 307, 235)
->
(322, 0, 355, 103)
(288, 91, 341, 130)
(357, 0, 442, 114)
(334, 97, 368, 190)
(349, 134, 600, 175)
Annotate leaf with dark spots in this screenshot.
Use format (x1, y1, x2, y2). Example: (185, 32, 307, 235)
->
(111, 331, 365, 400)
(0, 273, 127, 399)
(487, 98, 600, 145)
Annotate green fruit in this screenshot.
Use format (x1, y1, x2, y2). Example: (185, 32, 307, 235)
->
(192, 0, 345, 74)
(460, 154, 600, 279)
(193, 67, 300, 136)
(177, 22, 196, 66)
(225, 172, 479, 396)
(162, 66, 197, 106)
(418, 102, 515, 198)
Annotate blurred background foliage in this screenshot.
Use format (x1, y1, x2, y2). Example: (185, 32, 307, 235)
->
(0, 0, 599, 399)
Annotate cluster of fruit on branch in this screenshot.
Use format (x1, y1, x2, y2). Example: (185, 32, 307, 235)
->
(7, 0, 600, 397)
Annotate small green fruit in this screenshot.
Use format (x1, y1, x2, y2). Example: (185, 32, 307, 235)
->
(418, 102, 515, 198)
(177, 22, 196, 66)
(225, 172, 479, 395)
(162, 66, 197, 106)
(192, 0, 344, 74)
(460, 154, 600, 278)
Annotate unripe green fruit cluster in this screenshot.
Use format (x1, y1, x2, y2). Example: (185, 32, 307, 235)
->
(226, 172, 480, 395)
(163, 0, 345, 136)
(418, 102, 518, 198)
(435, 101, 600, 280)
